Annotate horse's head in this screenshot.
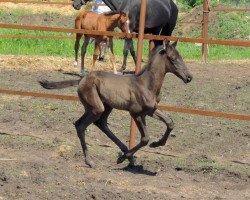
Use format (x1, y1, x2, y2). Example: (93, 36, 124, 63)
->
(157, 40, 193, 84)
(72, 0, 91, 10)
(117, 12, 130, 34)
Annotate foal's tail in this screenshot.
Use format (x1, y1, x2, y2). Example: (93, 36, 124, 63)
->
(39, 79, 81, 90)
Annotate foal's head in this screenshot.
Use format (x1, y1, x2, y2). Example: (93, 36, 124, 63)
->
(152, 40, 193, 83)
(117, 12, 130, 33)
(103, 11, 129, 33)
(72, 0, 91, 10)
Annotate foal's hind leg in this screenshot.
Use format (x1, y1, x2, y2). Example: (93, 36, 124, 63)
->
(80, 35, 90, 76)
(75, 111, 101, 168)
(92, 40, 100, 72)
(94, 105, 128, 153)
(74, 33, 82, 69)
(117, 114, 149, 164)
(148, 109, 174, 148)
(107, 37, 119, 74)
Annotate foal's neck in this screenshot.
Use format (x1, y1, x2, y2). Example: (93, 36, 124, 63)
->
(140, 60, 167, 96)
(106, 14, 122, 30)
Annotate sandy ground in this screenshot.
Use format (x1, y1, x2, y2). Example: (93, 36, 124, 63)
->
(0, 55, 249, 200)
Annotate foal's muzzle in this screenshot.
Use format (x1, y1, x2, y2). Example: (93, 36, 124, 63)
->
(186, 75, 192, 83)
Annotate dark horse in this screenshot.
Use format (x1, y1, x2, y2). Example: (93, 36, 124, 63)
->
(72, 0, 178, 71)
(39, 41, 192, 168)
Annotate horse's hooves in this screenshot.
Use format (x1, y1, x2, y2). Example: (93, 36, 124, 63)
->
(121, 66, 126, 71)
(114, 71, 123, 75)
(85, 159, 95, 168)
(98, 57, 105, 62)
(149, 141, 159, 148)
(128, 156, 137, 166)
(117, 154, 126, 164)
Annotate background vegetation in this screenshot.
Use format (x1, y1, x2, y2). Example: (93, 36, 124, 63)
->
(0, 0, 249, 60)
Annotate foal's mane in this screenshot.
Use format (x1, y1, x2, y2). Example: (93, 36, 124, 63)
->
(135, 45, 164, 76)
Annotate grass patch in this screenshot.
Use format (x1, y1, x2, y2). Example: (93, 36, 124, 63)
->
(0, 30, 249, 60)
(0, 7, 249, 60)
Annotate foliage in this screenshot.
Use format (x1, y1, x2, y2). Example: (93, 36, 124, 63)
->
(0, 6, 249, 61)
(180, 0, 203, 8)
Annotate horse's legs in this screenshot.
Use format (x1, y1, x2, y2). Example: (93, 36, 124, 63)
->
(107, 37, 118, 74)
(92, 39, 100, 72)
(121, 39, 137, 71)
(75, 111, 101, 168)
(94, 105, 128, 153)
(74, 33, 82, 68)
(117, 114, 149, 164)
(98, 41, 106, 62)
(121, 39, 129, 71)
(76, 84, 106, 167)
(80, 35, 90, 76)
(128, 39, 137, 65)
(148, 109, 174, 148)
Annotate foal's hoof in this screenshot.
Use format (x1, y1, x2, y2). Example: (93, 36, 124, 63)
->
(121, 65, 126, 71)
(73, 61, 78, 68)
(117, 154, 127, 164)
(114, 71, 123, 75)
(128, 156, 137, 166)
(98, 57, 105, 62)
(85, 159, 95, 168)
(149, 141, 160, 148)
(149, 140, 165, 148)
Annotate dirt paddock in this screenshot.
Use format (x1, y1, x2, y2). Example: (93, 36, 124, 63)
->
(0, 55, 249, 200)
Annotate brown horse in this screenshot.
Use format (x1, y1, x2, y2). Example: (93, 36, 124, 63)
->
(40, 41, 192, 168)
(74, 10, 129, 76)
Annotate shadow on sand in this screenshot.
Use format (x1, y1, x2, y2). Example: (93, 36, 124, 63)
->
(121, 164, 157, 176)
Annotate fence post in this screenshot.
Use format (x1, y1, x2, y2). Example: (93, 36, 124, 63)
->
(202, 0, 210, 63)
(129, 0, 147, 149)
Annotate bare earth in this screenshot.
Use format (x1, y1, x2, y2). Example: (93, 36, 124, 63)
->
(0, 2, 250, 200)
(0, 55, 249, 200)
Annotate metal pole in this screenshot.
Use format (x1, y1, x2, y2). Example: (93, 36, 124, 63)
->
(129, 0, 147, 149)
(202, 0, 209, 63)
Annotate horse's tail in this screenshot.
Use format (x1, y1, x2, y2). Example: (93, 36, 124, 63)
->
(39, 79, 81, 90)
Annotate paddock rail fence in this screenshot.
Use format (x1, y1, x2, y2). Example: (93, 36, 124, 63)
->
(0, 0, 250, 148)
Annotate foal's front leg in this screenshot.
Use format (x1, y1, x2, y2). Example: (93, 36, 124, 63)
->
(117, 115, 149, 164)
(107, 37, 119, 74)
(148, 109, 174, 148)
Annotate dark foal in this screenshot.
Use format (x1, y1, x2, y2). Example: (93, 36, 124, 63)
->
(40, 41, 192, 168)
(74, 10, 129, 76)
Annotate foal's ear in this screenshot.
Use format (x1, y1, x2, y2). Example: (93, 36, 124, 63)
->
(121, 12, 127, 17)
(172, 40, 178, 48)
(163, 40, 170, 49)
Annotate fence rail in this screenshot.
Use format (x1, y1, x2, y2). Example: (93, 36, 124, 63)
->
(0, 0, 105, 6)
(1, 88, 249, 121)
(1, 23, 250, 47)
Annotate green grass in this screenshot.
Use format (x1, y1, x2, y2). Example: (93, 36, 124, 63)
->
(0, 29, 249, 60)
(0, 6, 249, 60)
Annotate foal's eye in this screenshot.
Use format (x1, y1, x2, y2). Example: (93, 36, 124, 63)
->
(170, 57, 176, 62)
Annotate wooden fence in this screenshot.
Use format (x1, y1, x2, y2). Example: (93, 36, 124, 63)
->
(0, 0, 250, 148)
